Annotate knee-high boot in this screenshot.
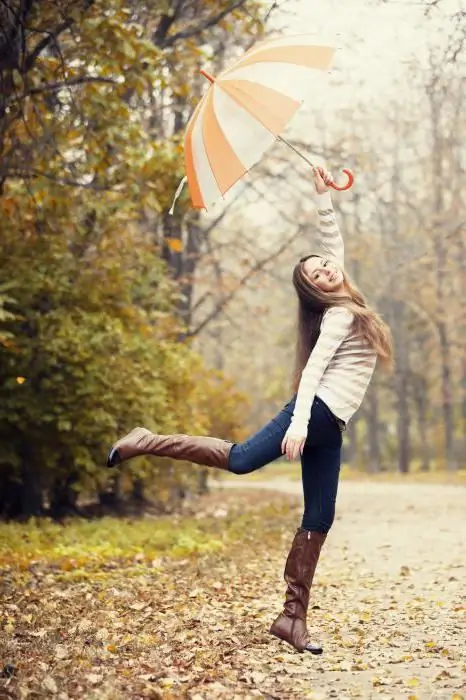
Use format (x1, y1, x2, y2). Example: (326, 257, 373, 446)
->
(107, 427, 232, 470)
(270, 528, 327, 654)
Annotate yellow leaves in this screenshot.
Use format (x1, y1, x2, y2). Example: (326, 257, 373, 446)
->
(16, 376, 26, 384)
(372, 676, 390, 687)
(407, 678, 420, 687)
(165, 237, 184, 253)
(144, 190, 163, 212)
(4, 621, 15, 635)
(1, 197, 18, 218)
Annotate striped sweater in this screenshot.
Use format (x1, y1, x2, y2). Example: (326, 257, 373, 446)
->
(288, 191, 377, 435)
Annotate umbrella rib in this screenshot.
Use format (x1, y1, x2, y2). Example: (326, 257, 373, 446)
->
(220, 81, 313, 167)
(221, 80, 292, 137)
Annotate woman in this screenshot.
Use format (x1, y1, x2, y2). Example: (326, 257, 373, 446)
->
(107, 166, 393, 655)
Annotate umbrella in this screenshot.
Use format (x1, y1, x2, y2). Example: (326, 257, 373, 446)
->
(170, 34, 353, 213)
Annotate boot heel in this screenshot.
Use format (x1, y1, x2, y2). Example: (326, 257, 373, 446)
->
(107, 448, 122, 468)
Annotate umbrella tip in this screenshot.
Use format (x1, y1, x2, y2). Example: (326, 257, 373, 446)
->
(200, 69, 215, 84)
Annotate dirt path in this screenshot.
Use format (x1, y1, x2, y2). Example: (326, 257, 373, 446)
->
(215, 479, 465, 699)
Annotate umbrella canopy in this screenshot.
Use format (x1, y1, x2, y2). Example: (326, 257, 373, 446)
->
(183, 35, 351, 211)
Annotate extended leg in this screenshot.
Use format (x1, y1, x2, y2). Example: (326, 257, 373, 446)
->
(107, 400, 295, 473)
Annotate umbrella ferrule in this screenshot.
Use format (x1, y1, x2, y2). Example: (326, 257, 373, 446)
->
(200, 69, 215, 84)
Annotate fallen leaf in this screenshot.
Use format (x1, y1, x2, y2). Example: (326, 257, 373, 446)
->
(42, 676, 58, 694)
(86, 673, 103, 684)
(54, 645, 69, 660)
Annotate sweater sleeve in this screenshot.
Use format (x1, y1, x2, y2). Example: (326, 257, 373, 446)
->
(314, 191, 345, 267)
(288, 307, 354, 437)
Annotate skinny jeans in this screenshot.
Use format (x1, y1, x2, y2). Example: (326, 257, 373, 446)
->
(228, 396, 342, 534)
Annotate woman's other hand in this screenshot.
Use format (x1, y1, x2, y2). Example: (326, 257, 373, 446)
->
(312, 166, 334, 194)
(281, 430, 306, 461)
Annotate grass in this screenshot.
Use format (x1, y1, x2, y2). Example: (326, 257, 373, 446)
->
(0, 490, 298, 579)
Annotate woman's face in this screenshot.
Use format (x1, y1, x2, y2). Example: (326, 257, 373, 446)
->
(303, 256, 345, 293)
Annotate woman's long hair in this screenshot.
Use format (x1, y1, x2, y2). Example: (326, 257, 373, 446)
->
(292, 256, 394, 392)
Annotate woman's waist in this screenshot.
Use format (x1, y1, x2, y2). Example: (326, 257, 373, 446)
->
(314, 395, 347, 432)
(315, 387, 363, 426)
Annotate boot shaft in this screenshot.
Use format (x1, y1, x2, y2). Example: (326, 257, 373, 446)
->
(109, 428, 232, 470)
(283, 529, 326, 618)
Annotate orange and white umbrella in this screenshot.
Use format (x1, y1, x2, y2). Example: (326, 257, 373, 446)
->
(169, 34, 353, 213)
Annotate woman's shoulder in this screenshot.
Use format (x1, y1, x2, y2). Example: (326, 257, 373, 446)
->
(323, 305, 354, 322)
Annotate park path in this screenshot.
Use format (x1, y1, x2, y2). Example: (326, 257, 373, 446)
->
(213, 478, 465, 699)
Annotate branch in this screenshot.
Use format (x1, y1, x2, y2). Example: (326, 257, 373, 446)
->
(152, 0, 186, 45)
(161, 0, 249, 48)
(24, 0, 95, 72)
(263, 0, 291, 23)
(187, 224, 303, 338)
(6, 75, 118, 104)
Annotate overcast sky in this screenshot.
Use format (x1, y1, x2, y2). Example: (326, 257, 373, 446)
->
(203, 0, 463, 221)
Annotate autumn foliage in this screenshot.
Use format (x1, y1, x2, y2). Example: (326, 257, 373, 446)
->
(0, 0, 263, 519)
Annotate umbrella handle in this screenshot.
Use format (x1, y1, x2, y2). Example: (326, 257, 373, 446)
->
(328, 168, 354, 191)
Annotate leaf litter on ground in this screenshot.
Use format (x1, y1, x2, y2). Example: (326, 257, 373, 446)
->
(0, 483, 465, 699)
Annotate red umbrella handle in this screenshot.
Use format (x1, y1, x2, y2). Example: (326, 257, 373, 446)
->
(328, 168, 354, 191)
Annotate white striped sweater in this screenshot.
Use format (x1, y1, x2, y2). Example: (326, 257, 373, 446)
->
(288, 191, 377, 435)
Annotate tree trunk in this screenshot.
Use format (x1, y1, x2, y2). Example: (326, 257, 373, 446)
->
(19, 449, 44, 518)
(0, 472, 22, 520)
(345, 418, 358, 469)
(366, 384, 381, 473)
(437, 319, 456, 470)
(197, 468, 209, 495)
(98, 473, 123, 510)
(131, 476, 145, 502)
(49, 470, 80, 520)
(413, 377, 431, 472)
(430, 84, 457, 471)
(392, 303, 411, 474)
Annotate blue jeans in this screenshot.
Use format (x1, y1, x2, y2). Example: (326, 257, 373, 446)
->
(228, 396, 342, 534)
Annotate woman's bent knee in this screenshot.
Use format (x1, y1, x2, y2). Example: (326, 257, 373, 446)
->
(228, 446, 255, 475)
(228, 461, 255, 475)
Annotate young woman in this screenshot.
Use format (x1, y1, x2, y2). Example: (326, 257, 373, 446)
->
(107, 166, 393, 655)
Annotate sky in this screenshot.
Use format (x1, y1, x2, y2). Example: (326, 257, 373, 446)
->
(202, 0, 463, 223)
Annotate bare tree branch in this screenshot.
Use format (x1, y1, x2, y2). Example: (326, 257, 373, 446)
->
(187, 224, 304, 338)
(160, 0, 249, 48)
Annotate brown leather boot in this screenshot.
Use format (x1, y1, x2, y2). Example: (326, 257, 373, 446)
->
(107, 427, 232, 470)
(269, 528, 327, 654)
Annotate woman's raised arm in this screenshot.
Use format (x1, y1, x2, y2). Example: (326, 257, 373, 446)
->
(312, 167, 345, 268)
